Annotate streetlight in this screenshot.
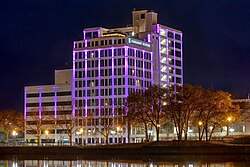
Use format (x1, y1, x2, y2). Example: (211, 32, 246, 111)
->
(116, 126, 122, 143)
(79, 128, 84, 145)
(198, 121, 202, 141)
(12, 130, 18, 146)
(227, 116, 233, 136)
(44, 130, 49, 145)
(45, 130, 49, 135)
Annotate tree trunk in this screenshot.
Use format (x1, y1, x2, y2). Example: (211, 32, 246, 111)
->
(38, 135, 40, 146)
(70, 135, 72, 146)
(156, 126, 159, 142)
(184, 127, 188, 141)
(177, 126, 182, 141)
(208, 127, 215, 141)
(205, 123, 208, 141)
(198, 126, 201, 141)
(184, 122, 189, 141)
(144, 123, 149, 142)
(200, 128, 205, 141)
(105, 135, 109, 145)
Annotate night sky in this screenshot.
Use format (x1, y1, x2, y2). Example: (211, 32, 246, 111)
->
(0, 0, 250, 112)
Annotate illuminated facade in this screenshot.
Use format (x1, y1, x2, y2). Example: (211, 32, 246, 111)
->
(24, 9, 183, 144)
(72, 10, 182, 144)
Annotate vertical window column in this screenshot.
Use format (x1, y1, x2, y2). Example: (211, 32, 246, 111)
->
(98, 49, 101, 117)
(124, 47, 129, 97)
(84, 50, 88, 117)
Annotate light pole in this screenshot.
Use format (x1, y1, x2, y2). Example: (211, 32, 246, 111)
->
(116, 126, 122, 143)
(45, 130, 49, 145)
(12, 130, 18, 146)
(80, 128, 84, 145)
(227, 116, 232, 136)
(198, 121, 202, 141)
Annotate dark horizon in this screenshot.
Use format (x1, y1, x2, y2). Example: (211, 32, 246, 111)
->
(1, 0, 250, 112)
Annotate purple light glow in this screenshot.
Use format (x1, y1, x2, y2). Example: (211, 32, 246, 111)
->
(38, 88, 43, 119)
(166, 30, 169, 86)
(173, 32, 176, 87)
(98, 28, 101, 38)
(83, 30, 86, 39)
(147, 34, 151, 42)
(24, 88, 27, 119)
(124, 46, 128, 97)
(72, 51, 76, 118)
(84, 40, 87, 47)
(84, 50, 88, 117)
(142, 50, 145, 91)
(180, 33, 183, 85)
(158, 33, 161, 85)
(53, 87, 58, 119)
(156, 24, 160, 33)
(134, 48, 137, 90)
(111, 48, 115, 116)
(150, 52, 154, 85)
(98, 49, 101, 117)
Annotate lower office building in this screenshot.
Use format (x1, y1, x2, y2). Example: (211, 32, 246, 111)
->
(25, 69, 72, 144)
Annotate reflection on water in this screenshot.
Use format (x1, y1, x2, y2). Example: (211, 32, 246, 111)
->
(0, 160, 249, 167)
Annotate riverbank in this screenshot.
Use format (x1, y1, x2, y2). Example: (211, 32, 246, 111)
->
(1, 141, 250, 161)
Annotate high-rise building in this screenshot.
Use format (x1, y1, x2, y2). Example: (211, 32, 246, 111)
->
(24, 9, 183, 145)
(72, 9, 182, 144)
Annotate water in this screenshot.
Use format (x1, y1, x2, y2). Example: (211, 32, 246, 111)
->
(1, 160, 250, 167)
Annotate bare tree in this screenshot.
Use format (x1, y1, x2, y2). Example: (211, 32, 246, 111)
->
(164, 85, 185, 141)
(91, 110, 113, 144)
(126, 91, 150, 141)
(0, 110, 23, 144)
(195, 89, 239, 141)
(56, 106, 78, 146)
(25, 108, 52, 146)
(144, 86, 166, 141)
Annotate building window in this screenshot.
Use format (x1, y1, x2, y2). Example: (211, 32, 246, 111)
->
(175, 50, 181, 57)
(175, 42, 181, 49)
(85, 32, 92, 39)
(95, 41, 99, 46)
(26, 103, 39, 107)
(175, 33, 181, 40)
(26, 93, 39, 98)
(176, 69, 181, 75)
(41, 92, 55, 97)
(176, 60, 181, 67)
(141, 14, 145, 19)
(176, 77, 182, 83)
(93, 32, 98, 38)
(167, 32, 174, 38)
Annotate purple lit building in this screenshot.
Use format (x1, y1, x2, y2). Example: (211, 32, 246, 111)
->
(73, 10, 182, 144)
(24, 9, 183, 144)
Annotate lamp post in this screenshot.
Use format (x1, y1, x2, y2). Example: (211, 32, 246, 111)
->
(116, 126, 120, 143)
(79, 128, 84, 145)
(227, 116, 232, 136)
(198, 121, 202, 141)
(44, 130, 49, 145)
(12, 130, 18, 146)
